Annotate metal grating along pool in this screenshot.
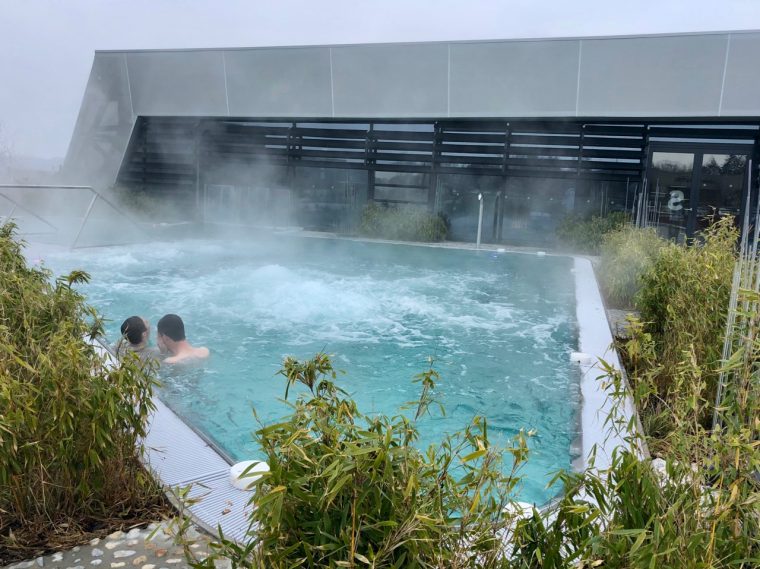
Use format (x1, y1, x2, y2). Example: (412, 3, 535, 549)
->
(48, 236, 581, 504)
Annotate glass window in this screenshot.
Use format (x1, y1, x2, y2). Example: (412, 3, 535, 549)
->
(647, 151, 695, 241)
(696, 154, 746, 231)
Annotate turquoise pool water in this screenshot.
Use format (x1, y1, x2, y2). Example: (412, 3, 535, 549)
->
(47, 237, 580, 504)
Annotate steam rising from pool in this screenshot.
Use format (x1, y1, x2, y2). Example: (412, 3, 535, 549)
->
(47, 237, 580, 504)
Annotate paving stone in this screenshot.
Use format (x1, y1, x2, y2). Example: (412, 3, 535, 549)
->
(105, 541, 123, 550)
(107, 531, 125, 540)
(5, 517, 213, 569)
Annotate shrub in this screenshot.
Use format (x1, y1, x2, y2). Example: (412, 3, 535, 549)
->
(0, 223, 165, 562)
(512, 288, 760, 569)
(555, 211, 630, 254)
(203, 350, 759, 568)
(511, 442, 759, 568)
(209, 354, 532, 568)
(631, 217, 737, 430)
(359, 203, 448, 242)
(599, 226, 666, 308)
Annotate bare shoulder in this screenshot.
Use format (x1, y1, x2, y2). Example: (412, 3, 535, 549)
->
(163, 346, 209, 365)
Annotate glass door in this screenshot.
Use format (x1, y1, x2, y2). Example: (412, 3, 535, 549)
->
(647, 147, 750, 240)
(647, 151, 695, 241)
(694, 154, 747, 233)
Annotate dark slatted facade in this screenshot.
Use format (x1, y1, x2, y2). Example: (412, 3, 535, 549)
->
(115, 117, 759, 243)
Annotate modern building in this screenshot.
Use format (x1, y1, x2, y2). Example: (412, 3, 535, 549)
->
(63, 30, 760, 245)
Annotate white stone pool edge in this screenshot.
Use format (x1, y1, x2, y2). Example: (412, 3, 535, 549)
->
(572, 257, 646, 471)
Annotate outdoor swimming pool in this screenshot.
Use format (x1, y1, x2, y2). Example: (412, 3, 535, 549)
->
(47, 236, 581, 504)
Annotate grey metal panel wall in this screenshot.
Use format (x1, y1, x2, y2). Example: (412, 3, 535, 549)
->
(126, 51, 228, 116)
(577, 34, 728, 116)
(450, 40, 580, 116)
(331, 44, 448, 117)
(721, 32, 760, 115)
(225, 47, 333, 116)
(62, 53, 135, 187)
(63, 32, 760, 189)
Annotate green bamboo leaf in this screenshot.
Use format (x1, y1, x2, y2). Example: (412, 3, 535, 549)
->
(611, 528, 648, 536)
(629, 529, 648, 555)
(323, 473, 352, 506)
(460, 449, 487, 463)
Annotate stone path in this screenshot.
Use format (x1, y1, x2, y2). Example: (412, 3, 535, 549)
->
(2, 521, 230, 569)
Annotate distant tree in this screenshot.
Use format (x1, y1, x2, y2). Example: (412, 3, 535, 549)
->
(721, 154, 746, 175)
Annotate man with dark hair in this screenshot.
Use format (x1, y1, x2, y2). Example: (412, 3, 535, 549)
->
(116, 315, 159, 364)
(157, 313, 209, 364)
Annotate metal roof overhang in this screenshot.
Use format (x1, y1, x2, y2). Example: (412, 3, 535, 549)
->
(62, 30, 760, 188)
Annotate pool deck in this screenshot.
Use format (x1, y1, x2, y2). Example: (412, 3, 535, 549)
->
(27, 233, 643, 545)
(572, 257, 644, 469)
(141, 398, 253, 543)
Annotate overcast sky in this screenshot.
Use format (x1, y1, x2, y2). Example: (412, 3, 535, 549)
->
(2, 0, 760, 162)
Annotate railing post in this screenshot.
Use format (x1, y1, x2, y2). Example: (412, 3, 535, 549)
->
(71, 194, 99, 249)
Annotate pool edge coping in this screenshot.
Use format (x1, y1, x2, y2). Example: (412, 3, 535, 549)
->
(572, 257, 648, 472)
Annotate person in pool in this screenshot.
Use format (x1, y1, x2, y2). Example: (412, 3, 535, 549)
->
(116, 315, 160, 364)
(156, 313, 210, 364)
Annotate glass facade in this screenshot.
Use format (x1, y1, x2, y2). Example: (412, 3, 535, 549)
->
(114, 116, 758, 246)
(696, 154, 747, 232)
(645, 149, 750, 241)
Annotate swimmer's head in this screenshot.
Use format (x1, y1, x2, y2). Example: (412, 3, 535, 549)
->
(120, 316, 149, 346)
(157, 313, 186, 342)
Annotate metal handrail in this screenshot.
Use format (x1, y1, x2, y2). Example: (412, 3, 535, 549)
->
(0, 192, 59, 234)
(0, 184, 144, 248)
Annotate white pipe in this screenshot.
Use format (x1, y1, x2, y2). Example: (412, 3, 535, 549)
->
(476, 193, 483, 249)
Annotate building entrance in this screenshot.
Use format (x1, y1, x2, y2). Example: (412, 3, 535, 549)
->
(646, 145, 751, 240)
